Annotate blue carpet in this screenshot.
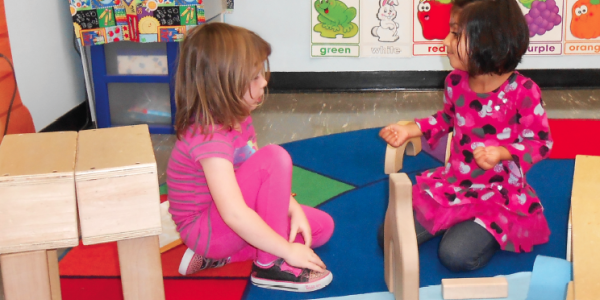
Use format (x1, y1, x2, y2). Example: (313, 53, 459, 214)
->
(243, 129, 573, 300)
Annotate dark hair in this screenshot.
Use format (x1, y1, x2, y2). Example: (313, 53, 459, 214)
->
(452, 0, 529, 76)
(174, 23, 271, 139)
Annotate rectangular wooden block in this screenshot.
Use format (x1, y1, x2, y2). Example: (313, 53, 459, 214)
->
(0, 132, 79, 254)
(118, 235, 165, 300)
(571, 155, 600, 300)
(1, 250, 52, 300)
(75, 125, 161, 245)
(442, 277, 508, 300)
(566, 281, 573, 300)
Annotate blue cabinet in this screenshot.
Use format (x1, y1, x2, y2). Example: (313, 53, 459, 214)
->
(91, 42, 180, 134)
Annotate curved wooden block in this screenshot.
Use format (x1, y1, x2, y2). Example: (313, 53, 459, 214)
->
(384, 121, 422, 175)
(445, 131, 453, 165)
(384, 173, 419, 300)
(384, 139, 422, 175)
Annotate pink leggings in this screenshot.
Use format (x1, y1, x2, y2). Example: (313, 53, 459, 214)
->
(204, 145, 334, 264)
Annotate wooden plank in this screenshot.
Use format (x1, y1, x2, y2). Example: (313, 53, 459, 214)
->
(384, 173, 419, 300)
(566, 281, 573, 300)
(1, 250, 52, 300)
(75, 125, 156, 173)
(571, 155, 600, 300)
(117, 235, 165, 300)
(567, 207, 572, 262)
(47, 250, 62, 300)
(0, 132, 78, 177)
(159, 201, 182, 253)
(442, 277, 508, 300)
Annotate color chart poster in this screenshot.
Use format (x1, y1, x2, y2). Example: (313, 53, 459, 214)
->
(311, 0, 412, 58)
(518, 0, 566, 55)
(563, 0, 600, 54)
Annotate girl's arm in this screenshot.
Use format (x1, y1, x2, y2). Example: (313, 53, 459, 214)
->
(503, 81, 553, 174)
(380, 122, 423, 148)
(414, 75, 456, 149)
(475, 80, 552, 172)
(201, 157, 326, 272)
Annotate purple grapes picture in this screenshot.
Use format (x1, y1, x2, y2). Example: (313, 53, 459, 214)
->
(524, 0, 563, 37)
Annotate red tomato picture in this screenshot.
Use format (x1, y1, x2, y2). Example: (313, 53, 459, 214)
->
(417, 0, 453, 40)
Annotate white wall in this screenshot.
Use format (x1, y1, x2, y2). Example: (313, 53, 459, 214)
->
(5, 0, 86, 131)
(225, 0, 600, 72)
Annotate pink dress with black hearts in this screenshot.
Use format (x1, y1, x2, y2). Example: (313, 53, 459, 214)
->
(413, 70, 553, 252)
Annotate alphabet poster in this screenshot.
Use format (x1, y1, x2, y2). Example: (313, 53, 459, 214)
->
(311, 0, 413, 58)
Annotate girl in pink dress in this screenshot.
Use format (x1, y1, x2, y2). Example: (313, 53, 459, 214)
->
(379, 0, 553, 272)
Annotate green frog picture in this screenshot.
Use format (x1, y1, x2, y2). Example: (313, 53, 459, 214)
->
(314, 0, 359, 38)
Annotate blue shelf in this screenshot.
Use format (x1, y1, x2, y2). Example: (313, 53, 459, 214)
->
(91, 42, 180, 134)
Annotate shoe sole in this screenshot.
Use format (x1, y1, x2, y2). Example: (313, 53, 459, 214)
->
(250, 272, 333, 292)
(178, 248, 196, 276)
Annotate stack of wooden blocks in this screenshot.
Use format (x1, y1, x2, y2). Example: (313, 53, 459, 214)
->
(75, 125, 164, 300)
(0, 132, 79, 299)
(0, 125, 165, 300)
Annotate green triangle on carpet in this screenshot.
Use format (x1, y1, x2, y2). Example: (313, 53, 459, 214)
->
(159, 183, 168, 195)
(292, 166, 355, 208)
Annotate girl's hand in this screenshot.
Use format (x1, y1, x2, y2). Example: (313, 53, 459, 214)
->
(474, 146, 512, 170)
(289, 204, 312, 247)
(284, 243, 326, 273)
(379, 124, 410, 148)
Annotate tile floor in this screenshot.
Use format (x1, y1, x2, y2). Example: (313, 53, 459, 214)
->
(1, 89, 600, 299)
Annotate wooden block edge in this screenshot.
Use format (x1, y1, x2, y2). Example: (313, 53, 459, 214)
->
(82, 228, 163, 246)
(0, 238, 79, 255)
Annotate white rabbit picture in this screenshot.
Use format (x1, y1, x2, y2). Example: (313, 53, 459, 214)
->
(371, 0, 400, 42)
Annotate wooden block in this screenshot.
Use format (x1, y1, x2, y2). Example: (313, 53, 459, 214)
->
(567, 207, 572, 262)
(445, 131, 453, 165)
(47, 250, 62, 300)
(571, 155, 600, 300)
(0, 132, 79, 254)
(159, 201, 182, 253)
(442, 277, 508, 299)
(384, 121, 422, 174)
(1, 250, 52, 300)
(566, 281, 573, 300)
(571, 156, 600, 298)
(118, 235, 165, 300)
(75, 125, 161, 245)
(384, 173, 419, 300)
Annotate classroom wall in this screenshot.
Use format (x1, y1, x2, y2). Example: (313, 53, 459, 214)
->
(224, 0, 600, 72)
(4, 0, 86, 131)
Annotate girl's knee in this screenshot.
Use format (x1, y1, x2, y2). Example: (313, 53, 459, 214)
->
(321, 212, 335, 241)
(438, 244, 479, 272)
(311, 210, 335, 247)
(259, 144, 292, 169)
(438, 239, 498, 272)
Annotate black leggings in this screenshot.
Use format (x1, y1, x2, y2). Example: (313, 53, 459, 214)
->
(378, 213, 500, 272)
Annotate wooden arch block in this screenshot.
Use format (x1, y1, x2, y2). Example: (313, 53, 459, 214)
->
(384, 173, 419, 300)
(384, 121, 422, 175)
(384, 121, 454, 175)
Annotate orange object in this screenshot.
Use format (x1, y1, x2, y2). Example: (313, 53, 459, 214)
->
(570, 0, 600, 39)
(0, 0, 35, 144)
